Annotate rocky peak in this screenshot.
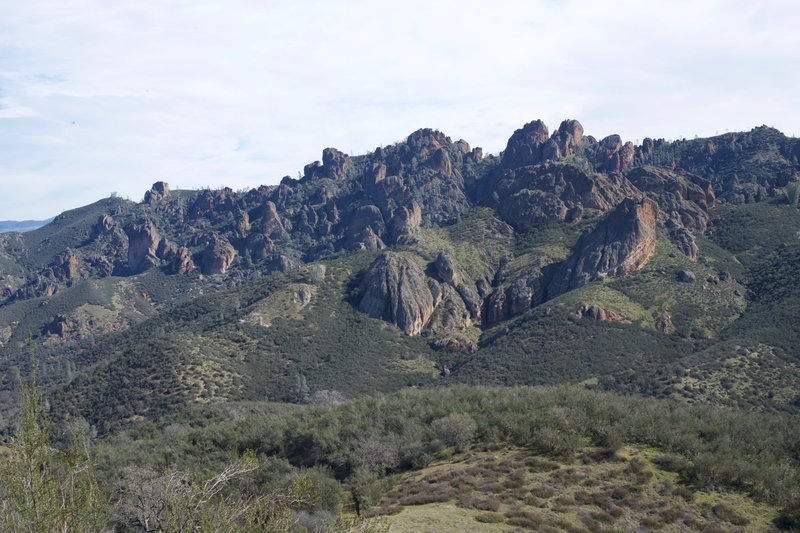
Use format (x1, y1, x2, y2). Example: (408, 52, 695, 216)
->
(404, 128, 452, 160)
(595, 135, 635, 173)
(500, 119, 550, 169)
(551, 119, 585, 158)
(144, 181, 170, 204)
(549, 197, 658, 296)
(388, 201, 422, 242)
(304, 148, 352, 181)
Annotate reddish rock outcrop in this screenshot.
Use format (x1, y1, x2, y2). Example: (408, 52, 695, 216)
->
(483, 263, 546, 325)
(126, 220, 162, 274)
(626, 166, 715, 261)
(549, 198, 658, 295)
(144, 181, 170, 204)
(550, 119, 585, 159)
(304, 148, 352, 181)
(50, 249, 80, 283)
(44, 314, 75, 338)
(261, 201, 288, 240)
(574, 303, 626, 322)
(388, 201, 422, 242)
(500, 119, 550, 169)
(201, 235, 236, 275)
(592, 135, 636, 173)
(172, 247, 196, 274)
(627, 166, 713, 232)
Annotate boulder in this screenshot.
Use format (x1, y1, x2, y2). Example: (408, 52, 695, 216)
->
(655, 311, 676, 334)
(575, 303, 625, 322)
(677, 269, 696, 283)
(434, 251, 459, 285)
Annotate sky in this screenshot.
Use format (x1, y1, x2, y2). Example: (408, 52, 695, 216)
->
(1, 0, 799, 220)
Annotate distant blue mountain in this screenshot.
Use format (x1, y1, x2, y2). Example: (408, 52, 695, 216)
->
(0, 218, 53, 233)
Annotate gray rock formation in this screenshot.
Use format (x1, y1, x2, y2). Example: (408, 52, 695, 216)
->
(357, 252, 437, 336)
(488, 162, 640, 231)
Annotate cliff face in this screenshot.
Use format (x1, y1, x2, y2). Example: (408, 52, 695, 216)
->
(627, 166, 714, 261)
(0, 119, 794, 345)
(549, 198, 658, 296)
(357, 253, 437, 336)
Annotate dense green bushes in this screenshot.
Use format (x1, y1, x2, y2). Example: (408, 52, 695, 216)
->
(97, 385, 800, 514)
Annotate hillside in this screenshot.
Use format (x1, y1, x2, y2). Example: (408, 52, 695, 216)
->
(1, 119, 800, 531)
(0, 119, 799, 433)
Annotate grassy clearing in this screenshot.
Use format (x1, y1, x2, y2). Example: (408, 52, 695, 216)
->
(377, 447, 777, 532)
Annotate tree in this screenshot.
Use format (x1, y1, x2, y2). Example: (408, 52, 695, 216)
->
(292, 373, 310, 403)
(432, 413, 477, 452)
(786, 179, 800, 207)
(0, 343, 107, 532)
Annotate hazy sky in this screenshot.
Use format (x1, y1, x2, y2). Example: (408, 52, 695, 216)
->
(1, 0, 798, 220)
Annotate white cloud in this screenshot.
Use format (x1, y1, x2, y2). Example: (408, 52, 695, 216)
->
(0, 0, 798, 219)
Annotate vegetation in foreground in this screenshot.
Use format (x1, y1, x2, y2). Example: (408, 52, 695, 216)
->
(5, 383, 796, 531)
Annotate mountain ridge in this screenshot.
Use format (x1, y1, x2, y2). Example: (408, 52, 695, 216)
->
(0, 118, 799, 434)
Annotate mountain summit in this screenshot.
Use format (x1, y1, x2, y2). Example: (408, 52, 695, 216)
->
(0, 119, 799, 430)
